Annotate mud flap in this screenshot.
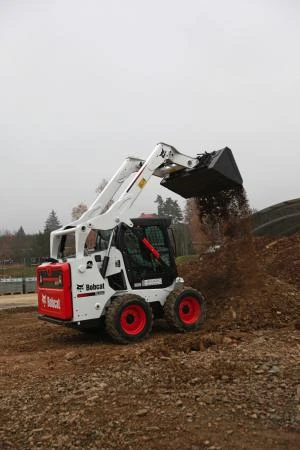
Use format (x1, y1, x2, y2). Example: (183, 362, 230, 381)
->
(160, 147, 243, 198)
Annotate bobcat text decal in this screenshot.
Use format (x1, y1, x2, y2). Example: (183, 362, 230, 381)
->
(86, 283, 105, 291)
(41, 294, 61, 310)
(76, 283, 105, 292)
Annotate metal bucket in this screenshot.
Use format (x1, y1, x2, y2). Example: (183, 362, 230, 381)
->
(160, 147, 243, 198)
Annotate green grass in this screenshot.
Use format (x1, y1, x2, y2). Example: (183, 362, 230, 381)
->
(175, 254, 199, 265)
(1, 258, 199, 278)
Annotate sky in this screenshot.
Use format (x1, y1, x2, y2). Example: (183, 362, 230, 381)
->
(0, 0, 299, 233)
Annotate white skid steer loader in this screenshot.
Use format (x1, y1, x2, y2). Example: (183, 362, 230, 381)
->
(37, 143, 242, 343)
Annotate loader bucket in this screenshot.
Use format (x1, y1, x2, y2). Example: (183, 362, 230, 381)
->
(160, 147, 243, 198)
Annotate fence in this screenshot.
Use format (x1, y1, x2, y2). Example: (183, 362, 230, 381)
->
(171, 223, 195, 256)
(0, 278, 36, 296)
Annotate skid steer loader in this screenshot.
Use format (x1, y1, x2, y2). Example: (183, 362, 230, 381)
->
(37, 143, 242, 343)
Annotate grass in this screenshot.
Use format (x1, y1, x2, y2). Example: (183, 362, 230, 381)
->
(176, 254, 199, 265)
(1, 257, 199, 278)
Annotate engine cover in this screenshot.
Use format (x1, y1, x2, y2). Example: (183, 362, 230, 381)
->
(37, 262, 73, 320)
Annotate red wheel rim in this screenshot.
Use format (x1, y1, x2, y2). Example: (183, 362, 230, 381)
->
(120, 304, 147, 335)
(178, 296, 201, 325)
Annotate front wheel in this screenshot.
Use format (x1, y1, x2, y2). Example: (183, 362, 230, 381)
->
(105, 295, 153, 344)
(164, 287, 206, 332)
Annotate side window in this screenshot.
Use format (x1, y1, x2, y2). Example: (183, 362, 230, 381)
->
(124, 228, 152, 269)
(95, 230, 114, 251)
(59, 233, 76, 259)
(145, 226, 171, 267)
(121, 223, 177, 287)
(145, 226, 165, 246)
(85, 230, 97, 254)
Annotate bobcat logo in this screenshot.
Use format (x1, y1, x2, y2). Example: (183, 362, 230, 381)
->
(76, 284, 84, 292)
(41, 294, 60, 310)
(41, 294, 47, 306)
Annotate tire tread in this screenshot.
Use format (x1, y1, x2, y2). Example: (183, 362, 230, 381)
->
(106, 294, 153, 344)
(164, 286, 206, 332)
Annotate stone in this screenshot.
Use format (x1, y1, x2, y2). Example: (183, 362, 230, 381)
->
(65, 351, 77, 361)
(145, 426, 160, 432)
(269, 366, 280, 374)
(136, 409, 149, 417)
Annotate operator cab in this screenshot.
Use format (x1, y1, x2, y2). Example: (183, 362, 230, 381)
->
(56, 218, 177, 292)
(95, 218, 177, 290)
(116, 218, 177, 290)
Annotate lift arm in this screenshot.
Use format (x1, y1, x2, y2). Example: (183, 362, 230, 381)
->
(50, 142, 242, 258)
(50, 143, 197, 258)
(85, 143, 198, 231)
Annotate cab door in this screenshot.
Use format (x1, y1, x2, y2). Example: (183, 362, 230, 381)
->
(118, 222, 177, 289)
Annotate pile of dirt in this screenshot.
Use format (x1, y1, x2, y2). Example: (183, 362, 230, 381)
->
(179, 188, 299, 331)
(178, 233, 300, 331)
(254, 235, 300, 288)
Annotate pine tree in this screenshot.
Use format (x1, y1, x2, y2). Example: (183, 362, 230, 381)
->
(16, 226, 26, 237)
(155, 195, 183, 223)
(155, 195, 164, 216)
(44, 210, 61, 233)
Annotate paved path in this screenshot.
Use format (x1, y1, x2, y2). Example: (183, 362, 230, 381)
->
(0, 293, 37, 310)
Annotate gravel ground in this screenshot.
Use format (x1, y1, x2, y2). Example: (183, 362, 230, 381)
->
(0, 309, 299, 450)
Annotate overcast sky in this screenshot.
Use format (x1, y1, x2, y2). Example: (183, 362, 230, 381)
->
(1, 0, 299, 233)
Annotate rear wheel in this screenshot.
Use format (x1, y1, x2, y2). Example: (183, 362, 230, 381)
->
(105, 295, 153, 344)
(164, 287, 206, 332)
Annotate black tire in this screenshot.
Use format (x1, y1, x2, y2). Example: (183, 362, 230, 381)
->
(105, 295, 153, 344)
(164, 287, 206, 332)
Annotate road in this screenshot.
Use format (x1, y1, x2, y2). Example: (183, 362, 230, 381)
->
(0, 293, 37, 310)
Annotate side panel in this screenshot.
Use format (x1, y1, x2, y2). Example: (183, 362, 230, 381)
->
(127, 282, 176, 306)
(37, 263, 73, 320)
(69, 257, 116, 321)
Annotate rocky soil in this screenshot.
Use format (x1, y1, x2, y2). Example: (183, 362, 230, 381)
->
(0, 234, 300, 449)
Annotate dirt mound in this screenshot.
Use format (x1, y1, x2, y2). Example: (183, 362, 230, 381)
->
(183, 186, 299, 331)
(178, 233, 300, 331)
(254, 235, 300, 287)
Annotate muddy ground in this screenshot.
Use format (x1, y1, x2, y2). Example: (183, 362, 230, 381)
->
(0, 235, 300, 450)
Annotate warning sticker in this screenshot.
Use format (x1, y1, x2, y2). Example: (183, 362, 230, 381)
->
(142, 278, 162, 287)
(138, 178, 147, 188)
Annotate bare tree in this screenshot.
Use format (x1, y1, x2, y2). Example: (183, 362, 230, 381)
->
(95, 178, 113, 213)
(95, 178, 108, 195)
(71, 203, 88, 221)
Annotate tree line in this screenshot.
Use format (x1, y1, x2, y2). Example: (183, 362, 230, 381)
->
(0, 210, 62, 264)
(0, 180, 190, 264)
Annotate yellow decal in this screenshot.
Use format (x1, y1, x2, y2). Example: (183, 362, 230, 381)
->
(138, 178, 147, 188)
